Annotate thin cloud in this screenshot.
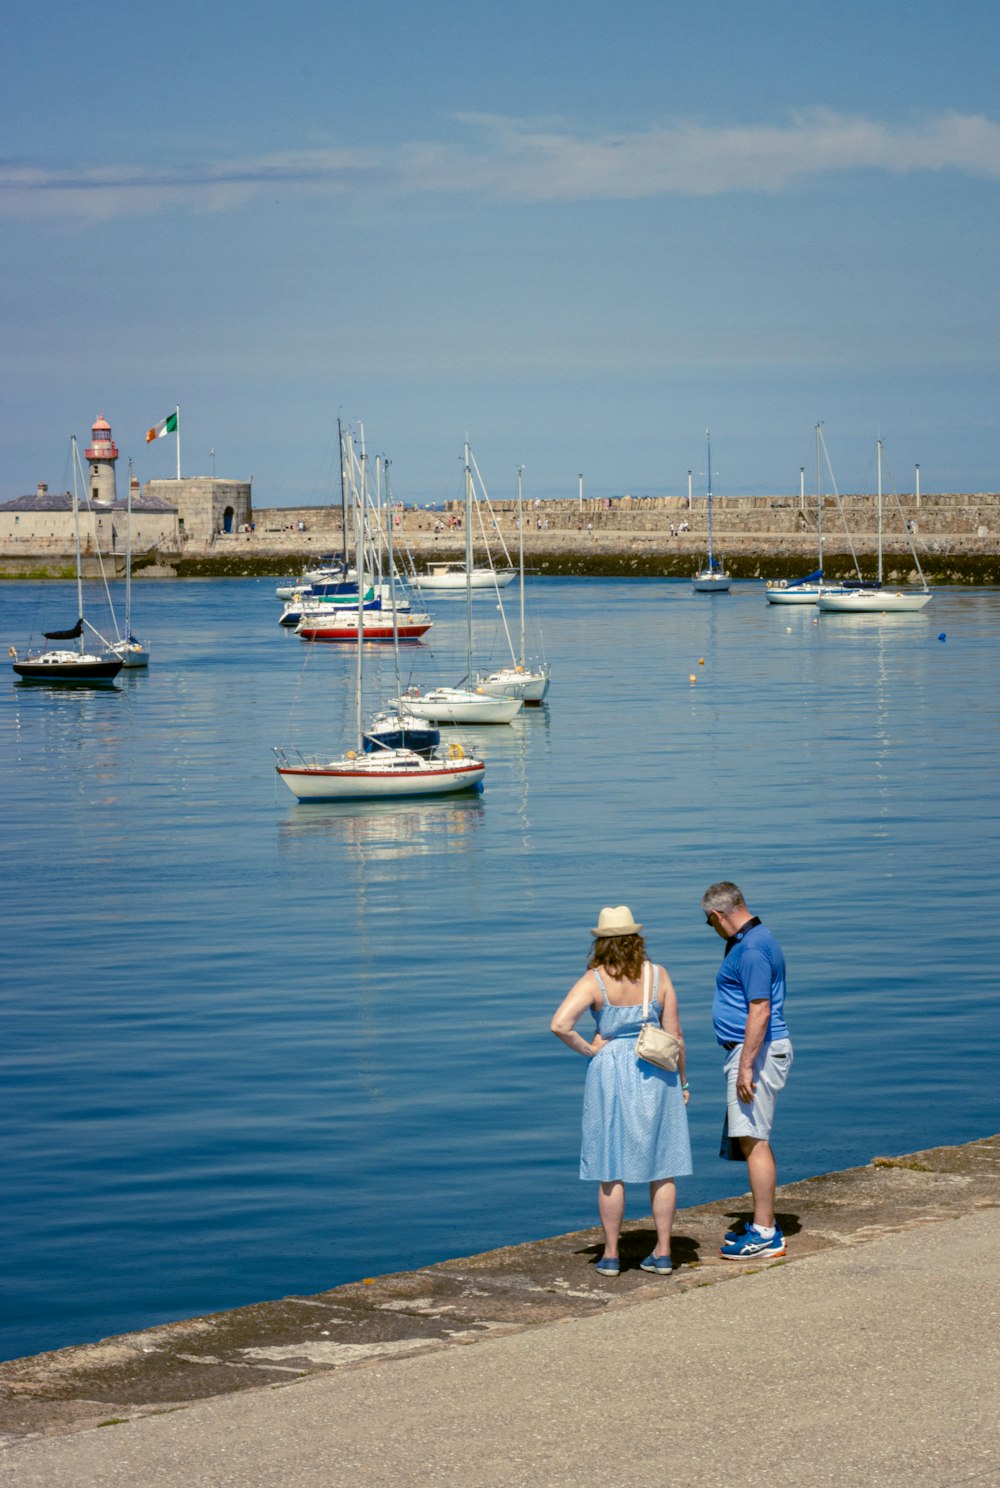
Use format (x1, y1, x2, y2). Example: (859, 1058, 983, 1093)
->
(3, 109, 999, 218)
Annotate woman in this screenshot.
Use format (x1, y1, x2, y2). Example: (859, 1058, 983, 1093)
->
(551, 905, 691, 1277)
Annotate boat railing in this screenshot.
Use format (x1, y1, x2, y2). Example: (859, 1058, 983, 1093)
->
(273, 746, 323, 770)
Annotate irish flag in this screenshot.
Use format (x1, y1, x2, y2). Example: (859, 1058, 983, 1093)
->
(146, 411, 178, 443)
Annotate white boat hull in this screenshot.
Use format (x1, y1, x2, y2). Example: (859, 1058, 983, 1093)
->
(765, 584, 859, 606)
(410, 567, 515, 591)
(276, 751, 485, 800)
(394, 688, 522, 724)
(111, 639, 150, 667)
(276, 564, 350, 599)
(692, 571, 732, 593)
(817, 590, 932, 613)
(765, 584, 823, 605)
(477, 667, 549, 704)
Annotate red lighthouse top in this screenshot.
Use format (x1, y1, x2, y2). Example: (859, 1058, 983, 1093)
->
(85, 413, 118, 461)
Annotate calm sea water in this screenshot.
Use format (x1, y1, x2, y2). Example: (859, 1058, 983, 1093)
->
(2, 575, 998, 1362)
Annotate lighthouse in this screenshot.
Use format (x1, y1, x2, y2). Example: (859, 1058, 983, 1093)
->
(85, 414, 119, 506)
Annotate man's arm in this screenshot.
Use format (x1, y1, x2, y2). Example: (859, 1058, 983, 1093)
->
(736, 1000, 770, 1103)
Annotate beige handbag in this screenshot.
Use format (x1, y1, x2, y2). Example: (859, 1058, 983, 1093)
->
(635, 961, 682, 1072)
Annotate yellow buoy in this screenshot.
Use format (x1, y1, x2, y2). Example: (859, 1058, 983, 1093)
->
(689, 674, 696, 683)
(698, 657, 705, 665)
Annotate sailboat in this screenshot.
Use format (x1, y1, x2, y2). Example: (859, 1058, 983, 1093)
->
(10, 437, 124, 684)
(363, 461, 443, 758)
(766, 425, 861, 606)
(275, 432, 486, 800)
(817, 440, 932, 613)
(295, 429, 432, 642)
(110, 464, 150, 666)
(692, 430, 732, 592)
(410, 562, 516, 592)
(477, 465, 550, 705)
(409, 446, 516, 592)
(393, 443, 523, 725)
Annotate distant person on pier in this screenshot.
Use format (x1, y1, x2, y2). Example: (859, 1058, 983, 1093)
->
(702, 881, 793, 1260)
(551, 906, 691, 1277)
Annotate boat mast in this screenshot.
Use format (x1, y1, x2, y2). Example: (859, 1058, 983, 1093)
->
(705, 429, 714, 569)
(385, 460, 403, 704)
(464, 440, 473, 684)
(125, 457, 134, 640)
(71, 436, 84, 655)
(337, 417, 349, 568)
(815, 423, 823, 573)
(517, 465, 525, 670)
(876, 438, 884, 587)
(354, 427, 367, 752)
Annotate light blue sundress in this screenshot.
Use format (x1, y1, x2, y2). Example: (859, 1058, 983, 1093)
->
(580, 965, 693, 1183)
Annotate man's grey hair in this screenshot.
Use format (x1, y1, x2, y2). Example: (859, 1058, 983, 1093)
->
(701, 881, 747, 916)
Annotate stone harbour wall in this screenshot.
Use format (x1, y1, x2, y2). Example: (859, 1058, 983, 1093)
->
(2, 491, 998, 583)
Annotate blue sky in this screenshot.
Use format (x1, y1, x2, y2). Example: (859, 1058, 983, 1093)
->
(3, 0, 999, 505)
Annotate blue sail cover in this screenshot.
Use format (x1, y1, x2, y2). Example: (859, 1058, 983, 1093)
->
(785, 569, 823, 589)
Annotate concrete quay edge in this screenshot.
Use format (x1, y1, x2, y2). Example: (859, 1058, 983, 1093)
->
(2, 1133, 998, 1448)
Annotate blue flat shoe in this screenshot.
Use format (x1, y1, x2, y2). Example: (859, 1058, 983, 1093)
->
(594, 1256, 620, 1277)
(639, 1253, 673, 1274)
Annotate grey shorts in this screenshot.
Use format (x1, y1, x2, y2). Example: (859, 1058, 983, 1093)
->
(724, 1038, 793, 1141)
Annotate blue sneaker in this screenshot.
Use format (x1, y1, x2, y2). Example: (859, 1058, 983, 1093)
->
(594, 1255, 620, 1277)
(639, 1253, 673, 1274)
(719, 1225, 786, 1260)
(724, 1220, 752, 1242)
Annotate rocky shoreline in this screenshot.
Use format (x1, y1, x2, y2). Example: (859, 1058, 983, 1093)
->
(2, 542, 998, 585)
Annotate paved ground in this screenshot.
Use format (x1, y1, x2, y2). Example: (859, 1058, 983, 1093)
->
(3, 1137, 999, 1486)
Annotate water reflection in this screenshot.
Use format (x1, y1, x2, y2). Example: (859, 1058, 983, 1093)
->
(460, 708, 549, 842)
(277, 793, 485, 861)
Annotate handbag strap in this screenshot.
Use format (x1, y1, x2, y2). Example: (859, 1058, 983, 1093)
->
(641, 961, 655, 1023)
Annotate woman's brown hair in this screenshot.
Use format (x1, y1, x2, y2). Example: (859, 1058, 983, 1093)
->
(589, 932, 646, 982)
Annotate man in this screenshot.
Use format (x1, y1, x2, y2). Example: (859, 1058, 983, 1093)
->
(702, 881, 793, 1259)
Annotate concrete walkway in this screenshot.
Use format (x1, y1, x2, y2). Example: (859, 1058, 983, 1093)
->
(4, 1138, 999, 1487)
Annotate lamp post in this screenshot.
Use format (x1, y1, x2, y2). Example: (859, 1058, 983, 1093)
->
(800, 466, 805, 511)
(687, 470, 692, 510)
(578, 473, 583, 511)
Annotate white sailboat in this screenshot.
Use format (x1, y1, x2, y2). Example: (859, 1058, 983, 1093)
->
(275, 429, 486, 800)
(410, 562, 515, 592)
(477, 465, 550, 706)
(10, 437, 124, 684)
(692, 430, 732, 592)
(818, 440, 932, 614)
(111, 462, 150, 667)
(395, 685, 522, 725)
(395, 443, 524, 726)
(409, 447, 516, 592)
(766, 425, 862, 606)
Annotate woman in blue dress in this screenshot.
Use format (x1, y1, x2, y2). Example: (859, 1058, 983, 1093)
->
(551, 905, 692, 1277)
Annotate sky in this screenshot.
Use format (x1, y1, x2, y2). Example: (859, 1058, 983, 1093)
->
(3, 0, 999, 507)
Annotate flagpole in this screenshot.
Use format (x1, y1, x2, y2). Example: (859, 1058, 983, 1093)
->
(175, 405, 181, 480)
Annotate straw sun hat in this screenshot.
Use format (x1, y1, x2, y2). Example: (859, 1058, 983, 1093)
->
(590, 905, 643, 939)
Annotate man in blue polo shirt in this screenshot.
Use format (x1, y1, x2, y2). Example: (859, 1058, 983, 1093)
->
(702, 880, 793, 1259)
